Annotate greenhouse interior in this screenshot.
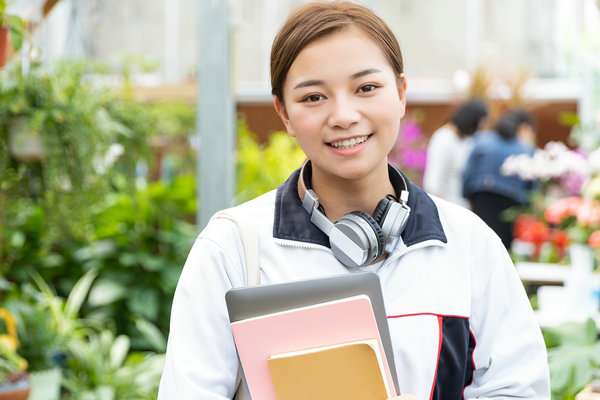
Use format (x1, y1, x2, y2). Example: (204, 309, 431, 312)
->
(1, 0, 600, 399)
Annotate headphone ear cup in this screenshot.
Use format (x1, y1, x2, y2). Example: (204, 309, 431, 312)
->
(372, 198, 392, 226)
(329, 211, 385, 268)
(348, 211, 385, 257)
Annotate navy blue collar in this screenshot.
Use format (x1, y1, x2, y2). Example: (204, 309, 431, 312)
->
(273, 164, 447, 248)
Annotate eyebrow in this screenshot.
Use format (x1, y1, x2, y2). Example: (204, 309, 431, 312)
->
(292, 68, 382, 90)
(351, 68, 382, 79)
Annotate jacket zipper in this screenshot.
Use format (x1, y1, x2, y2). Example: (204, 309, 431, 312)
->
(276, 237, 446, 267)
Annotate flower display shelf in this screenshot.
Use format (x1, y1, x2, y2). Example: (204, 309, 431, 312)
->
(516, 261, 600, 329)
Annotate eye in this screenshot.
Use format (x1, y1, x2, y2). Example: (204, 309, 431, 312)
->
(301, 94, 325, 103)
(357, 84, 378, 93)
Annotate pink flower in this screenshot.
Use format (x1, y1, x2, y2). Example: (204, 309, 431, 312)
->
(544, 196, 583, 224)
(576, 200, 600, 228)
(589, 230, 600, 248)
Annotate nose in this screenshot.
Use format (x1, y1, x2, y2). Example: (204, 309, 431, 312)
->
(327, 96, 360, 129)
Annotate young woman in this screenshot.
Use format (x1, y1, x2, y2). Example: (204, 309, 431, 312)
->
(159, 2, 550, 399)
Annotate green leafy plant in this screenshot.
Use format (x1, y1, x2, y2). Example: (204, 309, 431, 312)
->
(3, 283, 66, 372)
(3, 269, 100, 378)
(62, 330, 164, 400)
(5, 268, 164, 398)
(70, 176, 196, 351)
(0, 60, 116, 246)
(235, 120, 306, 204)
(544, 318, 600, 399)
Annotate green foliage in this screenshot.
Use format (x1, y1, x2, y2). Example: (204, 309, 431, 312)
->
(0, 60, 137, 243)
(0, 307, 27, 384)
(544, 318, 600, 400)
(67, 176, 195, 350)
(146, 100, 196, 139)
(235, 121, 305, 204)
(3, 282, 66, 371)
(0, 341, 26, 384)
(62, 331, 164, 400)
(3, 269, 163, 398)
(2, 269, 102, 374)
(3, 176, 195, 351)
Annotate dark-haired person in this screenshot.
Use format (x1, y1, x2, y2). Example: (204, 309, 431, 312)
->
(462, 109, 537, 248)
(159, 3, 549, 399)
(423, 99, 489, 208)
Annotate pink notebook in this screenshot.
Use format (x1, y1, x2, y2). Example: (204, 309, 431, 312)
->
(230, 294, 397, 399)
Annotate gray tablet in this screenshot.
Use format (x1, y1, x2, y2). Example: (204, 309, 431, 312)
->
(225, 271, 400, 395)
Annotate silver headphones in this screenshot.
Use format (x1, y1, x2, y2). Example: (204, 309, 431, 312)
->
(300, 162, 411, 268)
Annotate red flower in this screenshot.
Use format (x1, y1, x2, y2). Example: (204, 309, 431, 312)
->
(550, 229, 570, 251)
(514, 214, 550, 259)
(514, 214, 549, 244)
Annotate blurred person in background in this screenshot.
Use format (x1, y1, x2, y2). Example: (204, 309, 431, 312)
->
(423, 99, 489, 208)
(462, 109, 537, 249)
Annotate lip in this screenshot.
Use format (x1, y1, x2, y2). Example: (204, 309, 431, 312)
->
(328, 134, 370, 148)
(327, 134, 371, 155)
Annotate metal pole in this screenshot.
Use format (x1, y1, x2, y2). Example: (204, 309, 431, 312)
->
(164, 0, 180, 82)
(197, 0, 235, 229)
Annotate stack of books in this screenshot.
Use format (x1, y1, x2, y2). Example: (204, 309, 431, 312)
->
(227, 273, 398, 400)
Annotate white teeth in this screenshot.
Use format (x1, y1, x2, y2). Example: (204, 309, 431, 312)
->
(329, 135, 368, 149)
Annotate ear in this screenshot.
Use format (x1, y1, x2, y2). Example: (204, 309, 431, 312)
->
(397, 74, 408, 108)
(273, 96, 295, 137)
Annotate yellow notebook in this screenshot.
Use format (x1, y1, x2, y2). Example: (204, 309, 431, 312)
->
(267, 339, 390, 400)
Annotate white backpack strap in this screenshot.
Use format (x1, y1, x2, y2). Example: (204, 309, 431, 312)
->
(212, 209, 261, 286)
(211, 208, 260, 399)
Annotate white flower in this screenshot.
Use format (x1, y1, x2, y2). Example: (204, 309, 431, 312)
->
(501, 141, 591, 181)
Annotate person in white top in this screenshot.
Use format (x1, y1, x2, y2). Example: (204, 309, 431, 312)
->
(423, 99, 488, 208)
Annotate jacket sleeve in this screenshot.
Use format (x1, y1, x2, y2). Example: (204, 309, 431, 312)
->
(158, 218, 247, 399)
(464, 221, 550, 399)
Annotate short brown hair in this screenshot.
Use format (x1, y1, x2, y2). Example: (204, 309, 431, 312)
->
(270, 1, 404, 102)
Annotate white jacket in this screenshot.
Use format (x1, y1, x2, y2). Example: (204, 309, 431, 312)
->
(158, 166, 550, 399)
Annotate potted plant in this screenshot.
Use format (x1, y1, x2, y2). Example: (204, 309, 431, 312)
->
(3, 285, 66, 400)
(0, 308, 29, 400)
(4, 268, 105, 400)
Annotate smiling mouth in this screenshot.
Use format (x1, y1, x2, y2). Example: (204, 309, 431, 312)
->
(328, 135, 369, 149)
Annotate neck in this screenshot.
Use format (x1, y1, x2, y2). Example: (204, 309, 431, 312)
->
(298, 160, 395, 222)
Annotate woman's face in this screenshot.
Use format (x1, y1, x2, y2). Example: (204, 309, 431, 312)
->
(274, 27, 406, 184)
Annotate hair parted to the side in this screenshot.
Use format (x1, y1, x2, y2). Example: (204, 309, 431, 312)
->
(270, 1, 404, 103)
